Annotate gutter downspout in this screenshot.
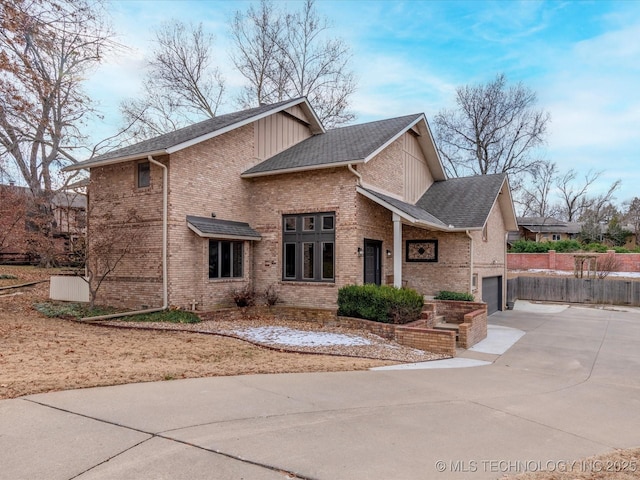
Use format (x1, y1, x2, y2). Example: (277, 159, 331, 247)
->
(80, 155, 169, 322)
(466, 230, 474, 295)
(147, 155, 168, 310)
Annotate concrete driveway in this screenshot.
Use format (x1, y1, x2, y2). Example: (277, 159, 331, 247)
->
(3, 303, 640, 479)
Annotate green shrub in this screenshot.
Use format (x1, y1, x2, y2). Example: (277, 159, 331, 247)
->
(434, 291, 475, 302)
(583, 243, 608, 253)
(613, 246, 630, 253)
(510, 240, 551, 253)
(552, 240, 582, 252)
(510, 239, 581, 253)
(337, 284, 423, 324)
(0, 274, 18, 280)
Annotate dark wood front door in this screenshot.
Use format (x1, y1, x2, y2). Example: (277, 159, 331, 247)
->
(364, 239, 382, 285)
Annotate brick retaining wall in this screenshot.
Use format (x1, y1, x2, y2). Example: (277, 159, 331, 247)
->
(508, 251, 640, 272)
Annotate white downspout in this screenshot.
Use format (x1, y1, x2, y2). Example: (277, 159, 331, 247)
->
(80, 156, 169, 322)
(466, 230, 474, 295)
(148, 155, 168, 310)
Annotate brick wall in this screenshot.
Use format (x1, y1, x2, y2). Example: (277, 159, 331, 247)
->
(508, 251, 640, 272)
(359, 137, 405, 197)
(250, 168, 358, 309)
(458, 309, 487, 348)
(403, 224, 471, 296)
(472, 200, 508, 305)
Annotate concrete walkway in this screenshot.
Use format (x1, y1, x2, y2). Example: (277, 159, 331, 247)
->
(3, 303, 640, 479)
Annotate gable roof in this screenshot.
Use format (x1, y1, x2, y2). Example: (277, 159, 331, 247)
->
(186, 215, 261, 241)
(415, 174, 508, 229)
(242, 114, 427, 177)
(357, 187, 448, 229)
(65, 98, 323, 171)
(358, 173, 516, 232)
(517, 216, 565, 226)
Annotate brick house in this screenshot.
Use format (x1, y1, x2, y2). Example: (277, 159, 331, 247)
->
(512, 216, 582, 243)
(66, 98, 517, 314)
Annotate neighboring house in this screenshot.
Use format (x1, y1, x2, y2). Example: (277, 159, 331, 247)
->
(66, 98, 517, 315)
(0, 184, 86, 264)
(512, 217, 582, 244)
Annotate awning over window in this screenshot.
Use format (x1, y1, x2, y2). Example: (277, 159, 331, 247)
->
(186, 215, 261, 241)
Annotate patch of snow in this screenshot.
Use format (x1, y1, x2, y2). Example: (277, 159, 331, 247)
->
(231, 326, 373, 347)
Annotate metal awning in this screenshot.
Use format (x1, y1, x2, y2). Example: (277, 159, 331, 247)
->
(186, 215, 261, 241)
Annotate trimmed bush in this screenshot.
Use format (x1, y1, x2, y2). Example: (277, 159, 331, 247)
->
(434, 290, 475, 302)
(337, 284, 423, 324)
(510, 239, 581, 253)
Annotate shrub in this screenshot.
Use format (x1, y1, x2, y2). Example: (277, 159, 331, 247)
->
(263, 284, 281, 307)
(612, 246, 630, 253)
(510, 240, 551, 253)
(583, 243, 608, 253)
(33, 302, 116, 318)
(434, 291, 475, 302)
(230, 285, 256, 307)
(552, 240, 582, 252)
(0, 274, 18, 280)
(337, 284, 423, 324)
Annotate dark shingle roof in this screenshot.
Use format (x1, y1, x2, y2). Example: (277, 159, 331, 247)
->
(186, 216, 261, 240)
(359, 187, 447, 227)
(72, 99, 308, 169)
(242, 114, 422, 176)
(416, 173, 507, 229)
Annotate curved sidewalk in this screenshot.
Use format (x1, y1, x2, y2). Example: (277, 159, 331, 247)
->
(3, 302, 640, 479)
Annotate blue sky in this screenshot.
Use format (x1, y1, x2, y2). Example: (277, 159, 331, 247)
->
(85, 0, 640, 204)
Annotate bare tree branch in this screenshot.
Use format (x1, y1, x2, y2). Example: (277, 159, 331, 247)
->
(433, 73, 550, 181)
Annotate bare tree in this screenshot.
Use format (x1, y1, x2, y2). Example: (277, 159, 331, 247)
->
(229, 0, 285, 108)
(0, 0, 114, 192)
(556, 169, 621, 222)
(623, 197, 640, 247)
(518, 160, 559, 217)
(434, 73, 550, 179)
(121, 20, 225, 141)
(230, 0, 356, 128)
(81, 203, 143, 308)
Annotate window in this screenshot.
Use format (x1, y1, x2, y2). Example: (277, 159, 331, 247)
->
(552, 234, 561, 241)
(137, 162, 150, 188)
(209, 240, 243, 279)
(283, 212, 335, 282)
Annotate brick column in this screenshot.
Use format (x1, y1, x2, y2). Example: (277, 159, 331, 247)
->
(549, 250, 556, 270)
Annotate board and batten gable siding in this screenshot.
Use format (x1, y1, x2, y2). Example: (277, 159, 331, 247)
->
(254, 108, 313, 161)
(403, 131, 434, 203)
(359, 132, 434, 202)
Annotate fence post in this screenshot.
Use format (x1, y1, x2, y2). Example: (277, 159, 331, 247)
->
(548, 250, 556, 270)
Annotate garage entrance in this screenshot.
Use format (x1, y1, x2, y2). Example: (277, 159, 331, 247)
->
(482, 276, 502, 315)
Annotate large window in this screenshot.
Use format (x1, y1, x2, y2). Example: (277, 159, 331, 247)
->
(209, 240, 243, 279)
(283, 212, 335, 282)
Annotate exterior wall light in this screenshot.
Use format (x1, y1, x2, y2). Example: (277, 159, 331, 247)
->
(357, 247, 363, 257)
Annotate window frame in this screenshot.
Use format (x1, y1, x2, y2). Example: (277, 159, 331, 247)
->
(282, 212, 335, 283)
(208, 239, 244, 279)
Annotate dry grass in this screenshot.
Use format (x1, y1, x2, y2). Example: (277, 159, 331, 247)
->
(0, 266, 392, 400)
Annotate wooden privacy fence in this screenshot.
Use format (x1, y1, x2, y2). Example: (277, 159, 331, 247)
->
(508, 276, 640, 306)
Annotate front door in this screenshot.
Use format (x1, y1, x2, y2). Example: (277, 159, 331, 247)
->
(364, 239, 382, 285)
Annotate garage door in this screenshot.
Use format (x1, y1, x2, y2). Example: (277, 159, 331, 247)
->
(482, 276, 502, 315)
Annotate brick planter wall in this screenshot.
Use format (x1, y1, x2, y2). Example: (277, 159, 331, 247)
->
(422, 300, 488, 349)
(200, 306, 457, 357)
